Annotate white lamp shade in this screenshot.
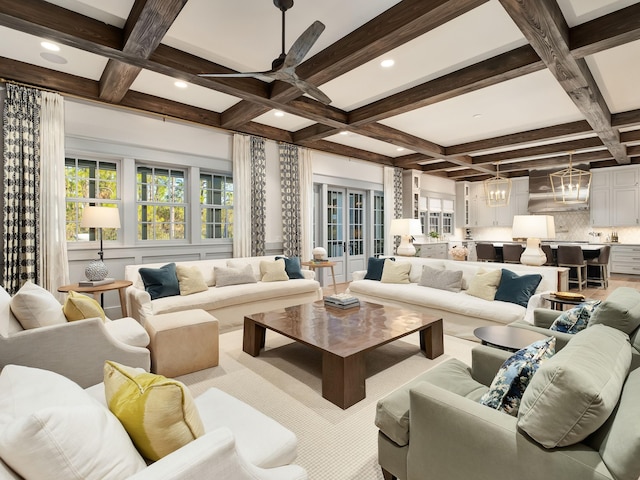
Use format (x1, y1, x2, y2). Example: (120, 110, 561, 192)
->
(389, 219, 422, 236)
(80, 206, 121, 229)
(512, 215, 555, 240)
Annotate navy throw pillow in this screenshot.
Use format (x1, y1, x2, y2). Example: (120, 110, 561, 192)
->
(364, 257, 395, 281)
(494, 269, 542, 307)
(275, 256, 305, 279)
(139, 263, 180, 300)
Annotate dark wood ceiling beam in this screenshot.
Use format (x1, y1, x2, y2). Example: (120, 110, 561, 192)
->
(393, 154, 434, 168)
(349, 45, 544, 125)
(221, 0, 490, 129)
(358, 123, 446, 157)
(613, 108, 640, 128)
(292, 124, 339, 143)
(446, 120, 592, 156)
(422, 161, 474, 173)
(472, 137, 605, 165)
(570, 3, 640, 59)
(622, 130, 640, 143)
(99, 0, 188, 103)
(499, 0, 628, 164)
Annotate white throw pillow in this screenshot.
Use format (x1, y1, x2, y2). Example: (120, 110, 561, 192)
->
(0, 365, 145, 479)
(9, 281, 66, 329)
(466, 269, 502, 301)
(0, 405, 145, 480)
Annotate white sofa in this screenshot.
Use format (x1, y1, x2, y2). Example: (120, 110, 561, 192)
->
(347, 257, 563, 341)
(0, 286, 150, 388)
(0, 364, 307, 479)
(125, 256, 322, 331)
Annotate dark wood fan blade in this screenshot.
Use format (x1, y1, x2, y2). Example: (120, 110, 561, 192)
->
(288, 75, 331, 105)
(199, 71, 277, 83)
(282, 21, 325, 69)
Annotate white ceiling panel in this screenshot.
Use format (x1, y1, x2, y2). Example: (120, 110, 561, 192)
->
(586, 39, 640, 114)
(129, 70, 241, 112)
(325, 132, 415, 158)
(380, 69, 584, 146)
(252, 110, 315, 132)
(0, 26, 108, 81)
(557, 0, 639, 27)
(43, 0, 133, 27)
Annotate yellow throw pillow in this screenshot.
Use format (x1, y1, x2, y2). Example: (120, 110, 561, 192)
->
(175, 265, 208, 296)
(260, 259, 289, 282)
(103, 361, 205, 461)
(63, 290, 106, 321)
(466, 268, 502, 301)
(380, 259, 411, 284)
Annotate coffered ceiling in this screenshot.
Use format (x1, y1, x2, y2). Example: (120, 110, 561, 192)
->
(0, 0, 639, 181)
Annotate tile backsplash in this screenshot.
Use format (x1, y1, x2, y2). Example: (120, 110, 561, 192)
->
(464, 211, 640, 244)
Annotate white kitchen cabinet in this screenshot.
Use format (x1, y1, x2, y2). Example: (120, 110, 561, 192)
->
(610, 245, 640, 275)
(590, 170, 611, 227)
(402, 170, 421, 219)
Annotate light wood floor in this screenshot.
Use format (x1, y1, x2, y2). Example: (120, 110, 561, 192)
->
(323, 274, 640, 302)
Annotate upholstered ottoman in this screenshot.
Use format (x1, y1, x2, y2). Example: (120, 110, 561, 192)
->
(145, 309, 219, 377)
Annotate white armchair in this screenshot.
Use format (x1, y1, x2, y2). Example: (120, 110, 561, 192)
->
(0, 285, 150, 388)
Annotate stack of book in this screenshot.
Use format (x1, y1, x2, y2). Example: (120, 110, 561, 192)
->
(324, 293, 360, 309)
(79, 278, 115, 287)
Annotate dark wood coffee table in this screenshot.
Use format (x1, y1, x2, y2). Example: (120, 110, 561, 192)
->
(474, 326, 550, 352)
(243, 301, 444, 409)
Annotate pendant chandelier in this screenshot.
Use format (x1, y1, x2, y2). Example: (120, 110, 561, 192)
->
(549, 151, 591, 204)
(484, 163, 511, 207)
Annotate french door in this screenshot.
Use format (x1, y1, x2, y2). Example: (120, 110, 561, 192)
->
(325, 188, 367, 284)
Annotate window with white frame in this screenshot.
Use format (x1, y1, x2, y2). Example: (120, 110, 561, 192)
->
(136, 166, 186, 240)
(65, 157, 119, 242)
(373, 192, 384, 256)
(200, 173, 233, 239)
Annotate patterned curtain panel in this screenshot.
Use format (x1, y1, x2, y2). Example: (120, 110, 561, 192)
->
(279, 143, 301, 257)
(3, 84, 42, 294)
(394, 167, 403, 219)
(250, 136, 266, 257)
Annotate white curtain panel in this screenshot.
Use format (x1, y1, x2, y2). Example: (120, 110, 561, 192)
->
(232, 134, 251, 257)
(40, 91, 69, 300)
(299, 147, 313, 262)
(383, 166, 395, 256)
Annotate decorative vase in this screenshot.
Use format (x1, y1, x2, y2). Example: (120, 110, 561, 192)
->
(85, 259, 108, 281)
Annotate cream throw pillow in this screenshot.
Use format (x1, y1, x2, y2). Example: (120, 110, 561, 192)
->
(260, 259, 289, 282)
(175, 265, 208, 296)
(63, 290, 106, 321)
(380, 259, 411, 284)
(104, 361, 205, 461)
(10, 281, 66, 329)
(466, 268, 502, 301)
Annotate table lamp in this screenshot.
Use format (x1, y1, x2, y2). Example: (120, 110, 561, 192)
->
(512, 215, 555, 266)
(390, 218, 422, 256)
(80, 206, 121, 281)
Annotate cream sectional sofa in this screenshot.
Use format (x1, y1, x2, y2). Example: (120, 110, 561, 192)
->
(347, 257, 564, 341)
(125, 255, 322, 331)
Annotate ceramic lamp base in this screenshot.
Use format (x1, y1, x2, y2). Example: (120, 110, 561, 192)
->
(85, 259, 108, 281)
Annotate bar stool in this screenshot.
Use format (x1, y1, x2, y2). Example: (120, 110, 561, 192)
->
(475, 243, 499, 262)
(541, 245, 555, 266)
(556, 245, 587, 291)
(502, 244, 524, 264)
(587, 245, 610, 289)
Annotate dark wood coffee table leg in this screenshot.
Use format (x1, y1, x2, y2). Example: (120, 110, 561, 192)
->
(243, 317, 266, 356)
(419, 319, 444, 359)
(322, 351, 366, 409)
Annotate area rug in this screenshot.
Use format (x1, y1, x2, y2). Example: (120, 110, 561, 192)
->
(178, 328, 475, 479)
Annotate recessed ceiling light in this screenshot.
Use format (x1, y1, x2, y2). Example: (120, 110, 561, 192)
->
(41, 41, 60, 52)
(396, 147, 405, 152)
(40, 52, 67, 64)
(339, 130, 349, 135)
(380, 59, 395, 68)
(174, 81, 188, 89)
(473, 113, 482, 119)
(274, 110, 285, 117)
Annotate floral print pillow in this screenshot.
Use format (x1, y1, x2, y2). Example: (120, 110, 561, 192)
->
(549, 301, 602, 334)
(480, 337, 556, 416)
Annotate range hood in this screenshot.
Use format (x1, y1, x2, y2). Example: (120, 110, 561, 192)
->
(528, 167, 590, 213)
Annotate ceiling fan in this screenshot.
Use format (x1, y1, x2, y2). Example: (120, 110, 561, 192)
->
(199, 0, 331, 105)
